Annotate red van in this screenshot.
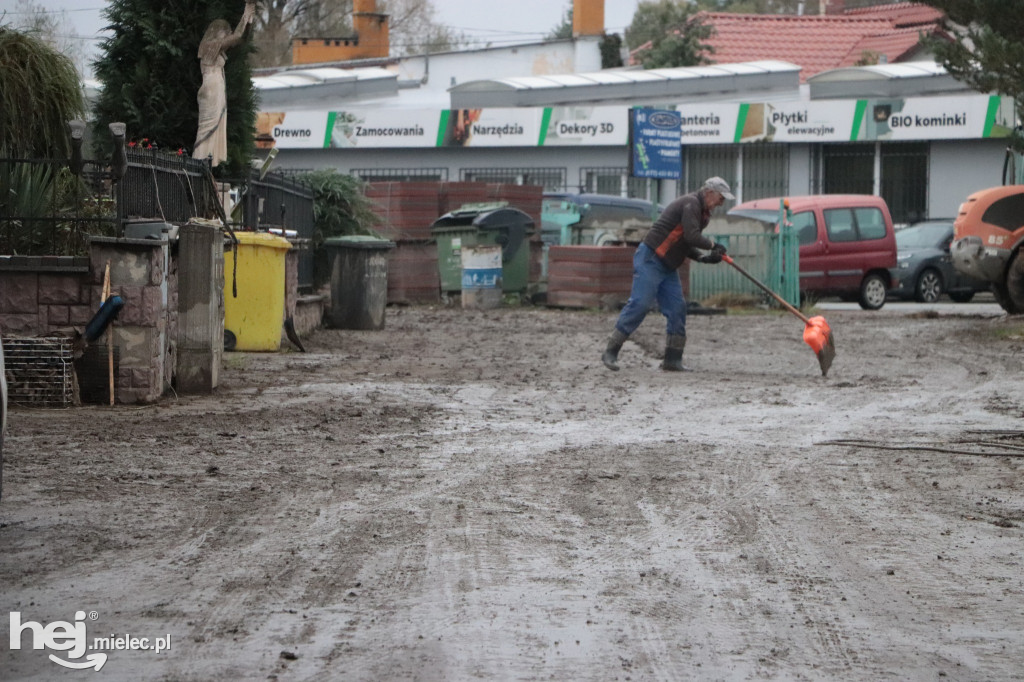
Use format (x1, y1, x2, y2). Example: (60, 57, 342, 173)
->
(728, 194, 897, 310)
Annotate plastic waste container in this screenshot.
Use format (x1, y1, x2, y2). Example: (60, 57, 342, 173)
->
(223, 231, 292, 351)
(461, 245, 503, 310)
(324, 235, 396, 330)
(431, 204, 535, 294)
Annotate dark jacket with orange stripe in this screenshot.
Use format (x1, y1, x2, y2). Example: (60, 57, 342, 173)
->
(642, 190, 715, 270)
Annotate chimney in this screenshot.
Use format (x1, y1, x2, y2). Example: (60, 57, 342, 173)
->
(573, 0, 605, 37)
(291, 0, 389, 64)
(821, 0, 846, 16)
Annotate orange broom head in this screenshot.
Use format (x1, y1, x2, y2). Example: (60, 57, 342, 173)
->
(802, 316, 831, 353)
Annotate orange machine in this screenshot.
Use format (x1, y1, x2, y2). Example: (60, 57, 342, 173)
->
(950, 184, 1024, 312)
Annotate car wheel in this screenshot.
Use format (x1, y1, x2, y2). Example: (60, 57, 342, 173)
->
(858, 273, 888, 310)
(948, 291, 975, 303)
(1005, 251, 1024, 313)
(914, 268, 943, 303)
(992, 283, 1020, 314)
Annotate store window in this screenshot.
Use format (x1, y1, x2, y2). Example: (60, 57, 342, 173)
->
(460, 167, 566, 191)
(685, 145, 738, 193)
(821, 143, 873, 195)
(742, 143, 789, 200)
(353, 168, 448, 182)
(880, 142, 928, 225)
(579, 167, 655, 199)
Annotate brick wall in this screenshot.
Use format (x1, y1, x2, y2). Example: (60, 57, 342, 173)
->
(0, 257, 93, 335)
(0, 240, 180, 405)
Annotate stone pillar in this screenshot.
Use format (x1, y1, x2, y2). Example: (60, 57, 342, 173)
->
(89, 236, 171, 404)
(176, 222, 224, 393)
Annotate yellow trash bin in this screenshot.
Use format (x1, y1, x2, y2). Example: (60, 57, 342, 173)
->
(223, 231, 292, 351)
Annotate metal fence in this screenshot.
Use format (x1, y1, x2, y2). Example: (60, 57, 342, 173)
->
(2, 150, 317, 292)
(119, 149, 217, 226)
(1, 150, 218, 256)
(690, 210, 800, 308)
(0, 157, 118, 255)
(232, 169, 316, 292)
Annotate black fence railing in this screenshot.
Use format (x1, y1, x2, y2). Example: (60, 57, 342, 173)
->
(231, 169, 316, 292)
(118, 149, 217, 226)
(0, 156, 118, 256)
(2, 150, 317, 292)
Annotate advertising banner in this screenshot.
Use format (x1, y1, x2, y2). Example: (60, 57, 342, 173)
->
(438, 108, 540, 147)
(630, 108, 682, 179)
(760, 101, 859, 143)
(255, 111, 331, 149)
(859, 94, 1013, 141)
(675, 106, 740, 145)
(256, 95, 1015, 150)
(328, 109, 441, 148)
(541, 106, 628, 146)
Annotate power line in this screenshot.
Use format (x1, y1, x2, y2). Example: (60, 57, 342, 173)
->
(2, 6, 105, 14)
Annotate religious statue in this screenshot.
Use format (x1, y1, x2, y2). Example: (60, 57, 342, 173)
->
(194, 1, 256, 167)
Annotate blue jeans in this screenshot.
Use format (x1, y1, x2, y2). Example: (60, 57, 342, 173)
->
(614, 243, 686, 338)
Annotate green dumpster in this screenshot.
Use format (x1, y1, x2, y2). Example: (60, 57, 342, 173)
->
(431, 204, 535, 294)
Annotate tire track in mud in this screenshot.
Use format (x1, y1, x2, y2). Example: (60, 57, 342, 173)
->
(625, 450, 859, 678)
(6, 306, 1024, 680)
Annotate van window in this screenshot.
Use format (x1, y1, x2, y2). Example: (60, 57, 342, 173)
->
(824, 208, 857, 242)
(790, 211, 817, 245)
(854, 207, 887, 240)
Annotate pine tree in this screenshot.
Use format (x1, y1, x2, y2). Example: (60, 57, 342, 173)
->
(922, 0, 1024, 150)
(91, 0, 256, 176)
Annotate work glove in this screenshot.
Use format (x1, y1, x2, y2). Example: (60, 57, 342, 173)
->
(699, 252, 722, 264)
(711, 242, 727, 256)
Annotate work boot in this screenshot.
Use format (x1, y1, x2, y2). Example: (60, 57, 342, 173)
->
(662, 334, 690, 371)
(602, 329, 628, 371)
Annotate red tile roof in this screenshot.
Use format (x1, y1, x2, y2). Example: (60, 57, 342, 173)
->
(630, 4, 947, 83)
(842, 26, 936, 66)
(843, 2, 945, 28)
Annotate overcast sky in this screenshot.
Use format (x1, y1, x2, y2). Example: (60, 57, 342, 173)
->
(3, 0, 642, 76)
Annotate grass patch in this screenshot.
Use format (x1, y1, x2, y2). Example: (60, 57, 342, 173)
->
(990, 323, 1024, 341)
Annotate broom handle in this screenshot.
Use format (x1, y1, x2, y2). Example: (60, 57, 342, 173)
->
(722, 255, 810, 324)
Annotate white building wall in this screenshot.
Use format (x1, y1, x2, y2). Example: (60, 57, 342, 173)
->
(390, 38, 602, 93)
(928, 139, 1008, 218)
(275, 144, 630, 192)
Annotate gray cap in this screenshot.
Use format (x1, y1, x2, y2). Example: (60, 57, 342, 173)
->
(702, 176, 734, 201)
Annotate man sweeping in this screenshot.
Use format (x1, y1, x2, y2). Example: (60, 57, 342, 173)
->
(601, 177, 733, 372)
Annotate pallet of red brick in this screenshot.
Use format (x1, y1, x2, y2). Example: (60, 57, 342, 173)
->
(386, 241, 440, 304)
(365, 182, 442, 241)
(546, 245, 633, 309)
(486, 184, 543, 235)
(439, 182, 490, 215)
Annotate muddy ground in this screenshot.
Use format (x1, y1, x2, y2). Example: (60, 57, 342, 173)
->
(3, 301, 1024, 681)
